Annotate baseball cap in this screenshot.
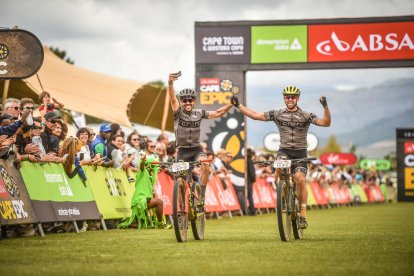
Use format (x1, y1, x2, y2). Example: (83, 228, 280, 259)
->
(44, 111, 61, 121)
(99, 124, 112, 133)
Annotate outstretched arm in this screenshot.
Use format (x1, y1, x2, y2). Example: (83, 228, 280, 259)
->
(168, 72, 181, 112)
(317, 96, 331, 127)
(207, 103, 233, 119)
(231, 94, 266, 121)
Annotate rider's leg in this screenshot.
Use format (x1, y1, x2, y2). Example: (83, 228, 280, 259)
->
(147, 198, 164, 222)
(199, 163, 209, 198)
(294, 170, 307, 218)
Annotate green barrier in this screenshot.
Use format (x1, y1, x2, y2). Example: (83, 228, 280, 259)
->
(359, 159, 391, 171)
(20, 162, 101, 222)
(306, 183, 317, 206)
(355, 184, 368, 203)
(84, 166, 135, 219)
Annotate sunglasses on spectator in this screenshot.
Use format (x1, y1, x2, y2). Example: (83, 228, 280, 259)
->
(181, 98, 195, 104)
(24, 106, 35, 110)
(131, 138, 139, 141)
(284, 95, 297, 100)
(149, 145, 156, 148)
(9, 106, 21, 110)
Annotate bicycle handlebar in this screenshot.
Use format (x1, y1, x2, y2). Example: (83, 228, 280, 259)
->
(253, 157, 317, 166)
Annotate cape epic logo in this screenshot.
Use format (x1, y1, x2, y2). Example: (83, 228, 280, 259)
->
(199, 78, 239, 105)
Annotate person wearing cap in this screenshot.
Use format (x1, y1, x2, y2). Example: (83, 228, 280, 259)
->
(40, 111, 61, 154)
(91, 123, 112, 159)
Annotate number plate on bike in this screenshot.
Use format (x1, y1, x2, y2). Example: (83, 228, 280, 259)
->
(171, 162, 189, 172)
(273, 160, 291, 169)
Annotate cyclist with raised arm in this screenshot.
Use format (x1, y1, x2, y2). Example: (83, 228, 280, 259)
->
(231, 86, 331, 229)
(168, 72, 233, 208)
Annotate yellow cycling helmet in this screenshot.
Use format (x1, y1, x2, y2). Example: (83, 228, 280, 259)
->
(283, 85, 301, 96)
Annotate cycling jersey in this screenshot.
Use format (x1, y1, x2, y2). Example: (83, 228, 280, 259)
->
(174, 107, 209, 148)
(264, 107, 319, 150)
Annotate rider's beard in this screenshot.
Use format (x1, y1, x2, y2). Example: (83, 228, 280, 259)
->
(286, 101, 297, 111)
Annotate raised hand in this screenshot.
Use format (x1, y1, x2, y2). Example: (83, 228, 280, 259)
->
(319, 96, 328, 108)
(168, 71, 181, 85)
(231, 94, 240, 108)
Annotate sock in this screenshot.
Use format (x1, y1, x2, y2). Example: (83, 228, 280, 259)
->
(300, 204, 307, 218)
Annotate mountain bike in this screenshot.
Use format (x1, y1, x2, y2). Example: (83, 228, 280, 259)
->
(156, 159, 211, 242)
(254, 157, 315, 242)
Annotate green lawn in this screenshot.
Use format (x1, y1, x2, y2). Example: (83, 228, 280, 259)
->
(1, 203, 414, 275)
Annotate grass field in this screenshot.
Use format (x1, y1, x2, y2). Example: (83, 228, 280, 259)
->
(1, 203, 414, 275)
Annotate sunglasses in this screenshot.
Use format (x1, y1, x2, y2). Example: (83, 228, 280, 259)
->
(181, 98, 195, 104)
(24, 106, 35, 110)
(149, 145, 156, 148)
(284, 95, 297, 100)
(10, 106, 21, 111)
(131, 138, 139, 141)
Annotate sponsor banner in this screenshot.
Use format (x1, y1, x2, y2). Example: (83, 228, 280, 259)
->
(0, 160, 38, 225)
(359, 159, 391, 171)
(84, 166, 136, 219)
(0, 29, 44, 79)
(308, 22, 414, 62)
(206, 176, 240, 212)
(195, 26, 250, 64)
(320, 152, 357, 165)
(309, 182, 328, 205)
(20, 162, 101, 222)
(252, 178, 276, 209)
(396, 129, 414, 201)
(154, 171, 173, 215)
(251, 25, 307, 63)
(197, 71, 246, 186)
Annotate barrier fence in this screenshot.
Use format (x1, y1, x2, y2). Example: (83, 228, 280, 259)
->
(1, 161, 387, 230)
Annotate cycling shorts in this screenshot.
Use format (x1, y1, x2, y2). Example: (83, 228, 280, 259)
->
(277, 148, 308, 174)
(176, 145, 206, 162)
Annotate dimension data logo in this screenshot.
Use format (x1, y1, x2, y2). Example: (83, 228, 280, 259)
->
(308, 22, 414, 62)
(251, 25, 307, 63)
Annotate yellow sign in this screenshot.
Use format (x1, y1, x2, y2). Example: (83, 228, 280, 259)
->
(200, 91, 232, 105)
(405, 167, 414, 189)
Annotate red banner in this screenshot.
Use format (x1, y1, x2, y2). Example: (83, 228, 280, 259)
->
(154, 172, 174, 215)
(205, 176, 240, 212)
(405, 142, 414, 154)
(320, 153, 357, 165)
(309, 182, 328, 205)
(253, 178, 276, 209)
(309, 22, 414, 62)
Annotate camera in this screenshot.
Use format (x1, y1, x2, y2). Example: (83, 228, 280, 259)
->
(47, 103, 53, 109)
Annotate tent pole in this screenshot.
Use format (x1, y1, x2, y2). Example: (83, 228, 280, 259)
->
(2, 79, 10, 108)
(161, 88, 170, 132)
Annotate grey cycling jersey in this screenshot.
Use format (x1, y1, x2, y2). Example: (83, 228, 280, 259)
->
(174, 107, 209, 148)
(264, 107, 319, 150)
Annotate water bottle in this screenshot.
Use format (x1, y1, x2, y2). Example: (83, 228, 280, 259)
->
(26, 113, 33, 126)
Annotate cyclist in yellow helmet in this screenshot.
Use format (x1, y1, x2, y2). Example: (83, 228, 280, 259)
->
(231, 85, 331, 229)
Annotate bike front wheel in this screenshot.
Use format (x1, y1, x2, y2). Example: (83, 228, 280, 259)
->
(172, 179, 189, 242)
(190, 181, 205, 240)
(276, 181, 292, 242)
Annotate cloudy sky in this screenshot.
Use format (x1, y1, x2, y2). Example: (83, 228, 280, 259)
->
(2, 0, 414, 152)
(2, 0, 413, 86)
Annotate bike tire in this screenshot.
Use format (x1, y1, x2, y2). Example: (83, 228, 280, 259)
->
(276, 181, 292, 242)
(292, 194, 304, 240)
(172, 179, 189, 242)
(190, 181, 205, 240)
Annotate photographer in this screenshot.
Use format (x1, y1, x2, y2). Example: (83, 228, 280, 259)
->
(38, 91, 64, 116)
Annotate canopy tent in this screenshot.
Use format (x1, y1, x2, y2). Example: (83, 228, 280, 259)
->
(1, 46, 175, 131)
(127, 84, 174, 132)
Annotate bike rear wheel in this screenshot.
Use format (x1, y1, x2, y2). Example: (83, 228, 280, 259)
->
(172, 179, 189, 242)
(190, 181, 205, 240)
(292, 194, 303, 240)
(276, 181, 292, 242)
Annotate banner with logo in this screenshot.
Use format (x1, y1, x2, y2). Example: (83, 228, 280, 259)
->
(320, 153, 357, 166)
(396, 129, 414, 201)
(20, 162, 101, 222)
(359, 159, 391, 171)
(251, 25, 307, 63)
(308, 22, 414, 62)
(309, 182, 328, 206)
(0, 160, 38, 225)
(84, 166, 136, 219)
(252, 178, 276, 209)
(154, 171, 174, 215)
(205, 176, 240, 212)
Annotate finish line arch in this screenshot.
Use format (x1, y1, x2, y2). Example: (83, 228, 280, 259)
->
(194, 15, 414, 198)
